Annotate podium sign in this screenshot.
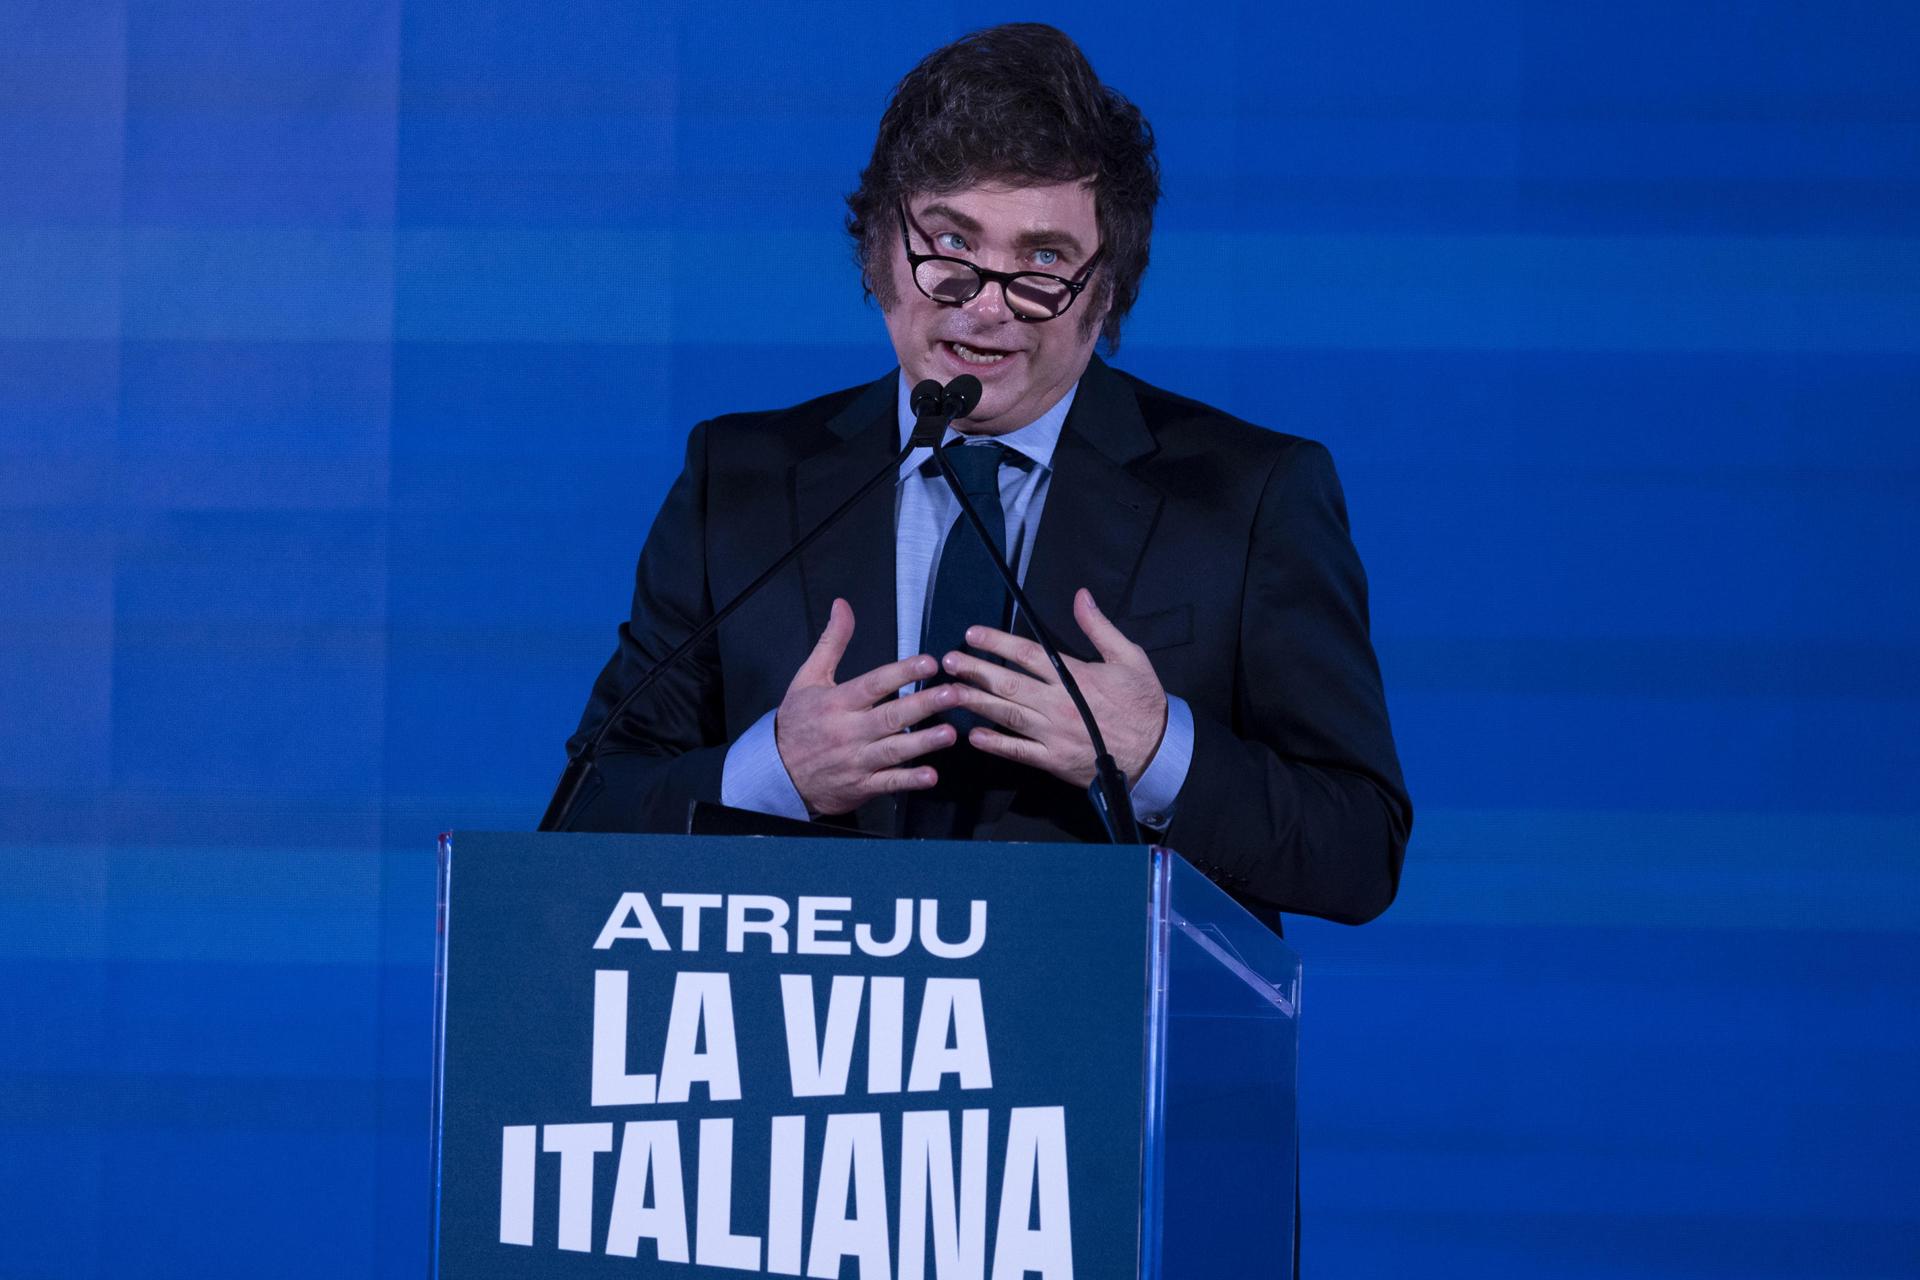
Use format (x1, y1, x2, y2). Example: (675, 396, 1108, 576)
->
(432, 832, 1298, 1278)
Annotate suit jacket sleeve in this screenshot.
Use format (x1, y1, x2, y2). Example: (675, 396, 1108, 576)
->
(1164, 439, 1412, 924)
(557, 421, 732, 833)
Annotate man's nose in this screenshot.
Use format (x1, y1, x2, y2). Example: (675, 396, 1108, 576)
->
(961, 277, 1011, 321)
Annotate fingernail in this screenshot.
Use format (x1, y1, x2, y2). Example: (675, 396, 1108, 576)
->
(917, 657, 935, 675)
(964, 626, 980, 643)
(944, 653, 960, 671)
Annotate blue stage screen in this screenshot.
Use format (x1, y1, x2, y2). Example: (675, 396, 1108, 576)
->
(1, 2, 1916, 1276)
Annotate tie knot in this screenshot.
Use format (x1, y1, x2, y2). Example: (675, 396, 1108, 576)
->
(944, 441, 1007, 499)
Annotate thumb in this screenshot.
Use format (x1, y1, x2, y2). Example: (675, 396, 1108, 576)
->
(796, 597, 855, 685)
(1074, 588, 1136, 664)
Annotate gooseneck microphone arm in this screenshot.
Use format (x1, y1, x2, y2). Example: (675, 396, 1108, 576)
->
(928, 375, 1143, 845)
(539, 380, 965, 832)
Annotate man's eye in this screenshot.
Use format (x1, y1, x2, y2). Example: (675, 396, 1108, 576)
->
(936, 232, 968, 253)
(1033, 248, 1060, 268)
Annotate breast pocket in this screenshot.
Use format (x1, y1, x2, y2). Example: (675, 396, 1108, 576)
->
(1119, 604, 1192, 652)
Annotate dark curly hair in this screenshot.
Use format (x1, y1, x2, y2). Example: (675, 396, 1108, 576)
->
(845, 24, 1160, 352)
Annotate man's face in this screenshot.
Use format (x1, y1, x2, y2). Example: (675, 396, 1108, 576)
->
(881, 180, 1107, 437)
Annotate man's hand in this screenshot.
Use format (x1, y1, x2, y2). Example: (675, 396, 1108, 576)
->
(943, 587, 1168, 789)
(775, 598, 959, 816)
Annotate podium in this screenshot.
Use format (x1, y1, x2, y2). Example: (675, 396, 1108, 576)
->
(431, 832, 1299, 1278)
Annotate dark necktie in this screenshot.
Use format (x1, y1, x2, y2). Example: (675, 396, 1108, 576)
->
(903, 440, 1017, 837)
(919, 440, 1013, 730)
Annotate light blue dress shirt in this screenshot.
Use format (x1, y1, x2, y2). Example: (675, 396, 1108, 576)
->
(721, 373, 1195, 829)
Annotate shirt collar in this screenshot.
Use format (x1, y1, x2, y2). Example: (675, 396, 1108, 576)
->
(894, 372, 1076, 480)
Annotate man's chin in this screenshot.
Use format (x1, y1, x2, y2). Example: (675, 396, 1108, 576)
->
(903, 367, 1021, 435)
(951, 388, 1026, 436)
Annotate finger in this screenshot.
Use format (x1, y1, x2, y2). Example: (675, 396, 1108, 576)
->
(948, 681, 1043, 737)
(960, 626, 1055, 681)
(968, 725, 1046, 766)
(943, 648, 1048, 703)
(841, 653, 941, 709)
(1073, 587, 1137, 664)
(796, 598, 855, 686)
(860, 721, 957, 770)
(870, 682, 959, 734)
(869, 764, 939, 794)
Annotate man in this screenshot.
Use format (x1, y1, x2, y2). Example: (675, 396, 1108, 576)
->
(558, 24, 1410, 933)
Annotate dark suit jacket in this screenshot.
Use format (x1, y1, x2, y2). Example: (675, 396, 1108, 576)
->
(562, 356, 1412, 929)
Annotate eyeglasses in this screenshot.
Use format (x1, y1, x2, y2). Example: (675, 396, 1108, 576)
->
(896, 204, 1105, 322)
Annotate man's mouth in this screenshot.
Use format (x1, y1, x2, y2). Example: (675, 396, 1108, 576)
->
(943, 339, 1016, 366)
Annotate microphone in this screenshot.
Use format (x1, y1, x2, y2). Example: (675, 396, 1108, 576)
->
(908, 378, 957, 448)
(910, 378, 945, 419)
(926, 374, 1143, 845)
(943, 373, 982, 420)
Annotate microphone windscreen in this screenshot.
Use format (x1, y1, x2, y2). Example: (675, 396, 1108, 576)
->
(944, 375, 983, 419)
(910, 379, 946, 419)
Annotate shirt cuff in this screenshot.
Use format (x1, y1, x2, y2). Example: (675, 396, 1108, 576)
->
(1128, 694, 1193, 831)
(720, 708, 810, 822)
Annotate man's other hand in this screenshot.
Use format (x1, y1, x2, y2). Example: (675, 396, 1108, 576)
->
(942, 587, 1168, 789)
(775, 598, 958, 816)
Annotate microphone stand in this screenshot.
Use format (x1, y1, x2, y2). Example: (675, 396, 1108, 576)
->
(539, 382, 963, 832)
(927, 407, 1143, 846)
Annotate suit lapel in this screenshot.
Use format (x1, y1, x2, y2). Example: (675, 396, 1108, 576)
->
(795, 373, 900, 695)
(787, 360, 1159, 838)
(1017, 357, 1163, 662)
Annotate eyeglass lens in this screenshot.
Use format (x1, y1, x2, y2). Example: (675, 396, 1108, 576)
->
(913, 259, 1074, 319)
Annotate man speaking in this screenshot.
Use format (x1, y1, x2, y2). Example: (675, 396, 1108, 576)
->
(553, 24, 1410, 932)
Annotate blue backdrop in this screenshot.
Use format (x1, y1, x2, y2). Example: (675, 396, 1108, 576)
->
(2, 2, 1916, 1276)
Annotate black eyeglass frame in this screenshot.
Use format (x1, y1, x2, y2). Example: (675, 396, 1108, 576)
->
(895, 204, 1106, 323)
